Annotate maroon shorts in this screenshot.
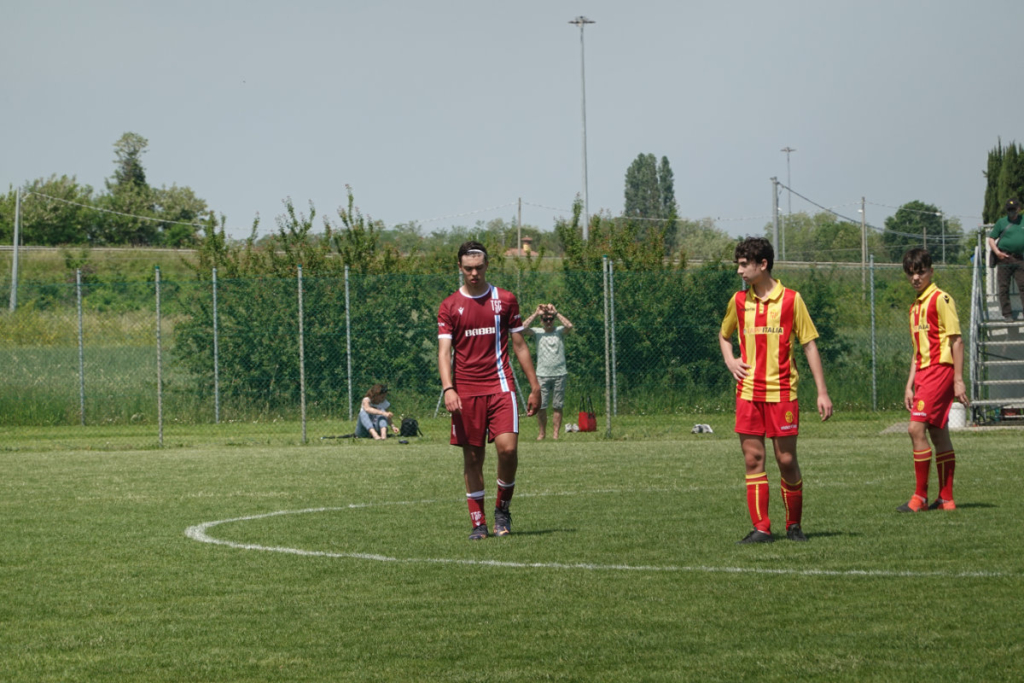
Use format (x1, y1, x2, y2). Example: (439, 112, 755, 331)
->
(450, 392, 519, 447)
(735, 397, 799, 438)
(910, 364, 955, 428)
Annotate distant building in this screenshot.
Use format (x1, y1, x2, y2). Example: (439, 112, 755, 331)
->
(504, 235, 534, 257)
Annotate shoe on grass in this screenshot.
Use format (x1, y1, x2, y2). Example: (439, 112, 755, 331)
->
(493, 508, 512, 536)
(896, 494, 928, 513)
(468, 524, 489, 540)
(737, 529, 773, 544)
(786, 524, 808, 542)
(928, 497, 956, 511)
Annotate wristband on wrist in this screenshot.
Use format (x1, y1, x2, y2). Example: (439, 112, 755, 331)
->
(443, 387, 455, 394)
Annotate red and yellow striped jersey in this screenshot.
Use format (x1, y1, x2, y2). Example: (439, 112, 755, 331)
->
(909, 282, 961, 369)
(720, 281, 819, 402)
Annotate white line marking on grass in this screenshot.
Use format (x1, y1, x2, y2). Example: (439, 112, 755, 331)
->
(184, 504, 1017, 580)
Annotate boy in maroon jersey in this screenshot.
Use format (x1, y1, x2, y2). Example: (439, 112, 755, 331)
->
(899, 248, 969, 512)
(438, 241, 541, 540)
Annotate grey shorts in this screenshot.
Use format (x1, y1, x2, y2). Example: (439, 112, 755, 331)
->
(538, 375, 567, 410)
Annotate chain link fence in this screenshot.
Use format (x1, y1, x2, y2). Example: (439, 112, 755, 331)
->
(0, 261, 977, 446)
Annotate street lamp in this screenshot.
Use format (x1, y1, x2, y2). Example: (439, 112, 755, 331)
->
(569, 15, 594, 240)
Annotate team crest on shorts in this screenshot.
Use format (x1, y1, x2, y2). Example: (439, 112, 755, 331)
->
(785, 410, 794, 424)
(917, 399, 926, 411)
(490, 299, 502, 314)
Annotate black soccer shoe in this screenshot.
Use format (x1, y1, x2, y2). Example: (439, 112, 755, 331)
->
(736, 529, 774, 544)
(493, 508, 512, 537)
(468, 524, 489, 541)
(786, 525, 808, 542)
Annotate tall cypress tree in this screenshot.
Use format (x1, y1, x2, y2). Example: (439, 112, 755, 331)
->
(624, 153, 661, 218)
(658, 156, 678, 250)
(997, 141, 1024, 216)
(983, 138, 1003, 224)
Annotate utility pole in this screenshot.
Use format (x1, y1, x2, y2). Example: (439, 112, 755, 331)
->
(771, 177, 780, 252)
(939, 211, 946, 264)
(860, 197, 867, 297)
(780, 146, 796, 215)
(9, 188, 21, 312)
(517, 197, 522, 255)
(569, 15, 594, 240)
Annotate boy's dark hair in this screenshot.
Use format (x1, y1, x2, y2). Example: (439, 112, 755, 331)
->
(902, 247, 932, 274)
(734, 237, 774, 272)
(458, 240, 489, 264)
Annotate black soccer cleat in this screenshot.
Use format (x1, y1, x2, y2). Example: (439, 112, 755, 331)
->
(737, 529, 774, 544)
(786, 524, 808, 542)
(468, 524, 489, 541)
(493, 508, 512, 537)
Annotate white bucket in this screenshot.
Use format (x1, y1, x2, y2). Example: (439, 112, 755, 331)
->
(948, 403, 967, 430)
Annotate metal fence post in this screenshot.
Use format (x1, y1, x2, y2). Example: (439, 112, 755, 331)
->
(155, 266, 163, 447)
(298, 265, 307, 444)
(345, 265, 353, 421)
(869, 255, 877, 411)
(76, 269, 85, 426)
(603, 256, 611, 437)
(609, 259, 618, 416)
(212, 268, 220, 424)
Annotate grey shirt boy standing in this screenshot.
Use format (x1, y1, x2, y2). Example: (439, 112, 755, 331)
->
(523, 304, 574, 440)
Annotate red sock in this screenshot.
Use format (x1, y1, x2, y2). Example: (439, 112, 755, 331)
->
(935, 450, 955, 501)
(781, 477, 803, 529)
(495, 479, 515, 511)
(466, 491, 486, 528)
(913, 449, 932, 499)
(746, 472, 770, 533)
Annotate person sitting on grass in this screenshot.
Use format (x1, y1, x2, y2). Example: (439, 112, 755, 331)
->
(356, 384, 399, 440)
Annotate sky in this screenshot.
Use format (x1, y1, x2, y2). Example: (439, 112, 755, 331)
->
(3, 0, 1023, 241)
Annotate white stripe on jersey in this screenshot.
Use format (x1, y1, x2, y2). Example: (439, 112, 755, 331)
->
(492, 287, 510, 393)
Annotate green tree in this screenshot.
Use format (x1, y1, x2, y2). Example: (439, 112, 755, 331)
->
(761, 211, 890, 263)
(675, 217, 735, 263)
(996, 141, 1024, 216)
(111, 132, 149, 189)
(624, 153, 660, 219)
(882, 201, 963, 262)
(152, 184, 210, 247)
(97, 132, 156, 245)
(658, 156, 679, 249)
(983, 139, 1004, 224)
(624, 153, 679, 251)
(0, 176, 95, 245)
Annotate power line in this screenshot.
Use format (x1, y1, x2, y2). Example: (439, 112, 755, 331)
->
(25, 191, 211, 229)
(409, 203, 518, 225)
(776, 182, 977, 244)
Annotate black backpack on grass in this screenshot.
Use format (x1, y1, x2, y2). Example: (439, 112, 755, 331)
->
(400, 417, 423, 437)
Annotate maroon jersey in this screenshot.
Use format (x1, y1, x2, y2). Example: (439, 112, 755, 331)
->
(438, 285, 524, 397)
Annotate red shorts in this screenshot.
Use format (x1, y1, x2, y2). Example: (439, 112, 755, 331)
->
(735, 397, 800, 438)
(910, 364, 955, 428)
(450, 392, 519, 447)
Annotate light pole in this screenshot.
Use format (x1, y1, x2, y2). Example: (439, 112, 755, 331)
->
(780, 146, 796, 215)
(569, 15, 594, 240)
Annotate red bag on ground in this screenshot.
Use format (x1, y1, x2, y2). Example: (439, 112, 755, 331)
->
(578, 395, 597, 432)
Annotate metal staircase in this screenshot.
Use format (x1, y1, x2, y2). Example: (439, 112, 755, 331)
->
(968, 239, 1024, 424)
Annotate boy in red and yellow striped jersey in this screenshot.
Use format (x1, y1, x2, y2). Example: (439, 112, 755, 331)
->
(719, 237, 833, 544)
(899, 248, 969, 512)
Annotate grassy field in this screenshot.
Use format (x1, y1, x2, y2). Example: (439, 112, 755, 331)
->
(1, 420, 1021, 682)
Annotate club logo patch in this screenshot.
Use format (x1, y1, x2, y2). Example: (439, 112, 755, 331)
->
(785, 411, 794, 424)
(917, 399, 925, 411)
(490, 299, 502, 314)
